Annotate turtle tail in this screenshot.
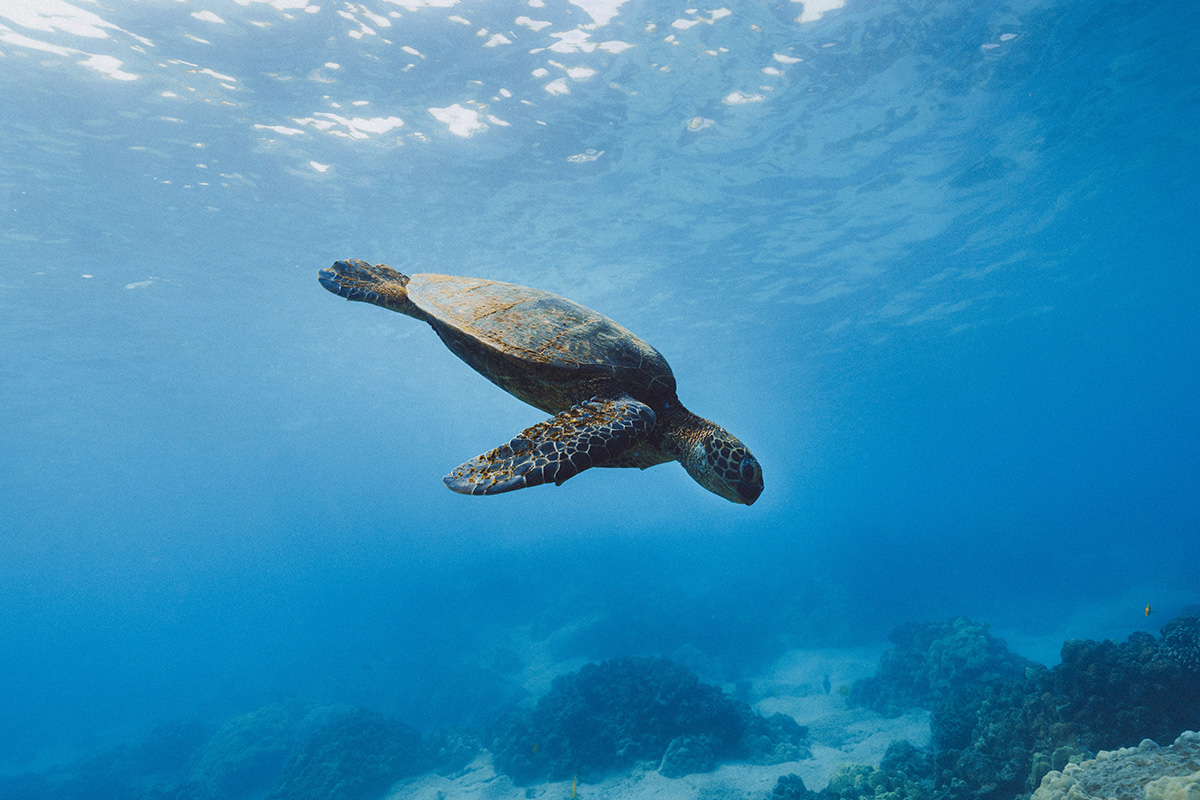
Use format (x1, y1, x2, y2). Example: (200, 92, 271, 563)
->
(319, 259, 419, 316)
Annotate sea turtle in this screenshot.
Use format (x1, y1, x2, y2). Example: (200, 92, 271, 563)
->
(319, 259, 763, 505)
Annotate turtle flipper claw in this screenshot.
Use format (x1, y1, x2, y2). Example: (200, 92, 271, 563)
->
(444, 396, 656, 495)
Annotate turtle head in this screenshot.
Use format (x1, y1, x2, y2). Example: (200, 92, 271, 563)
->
(669, 412, 763, 505)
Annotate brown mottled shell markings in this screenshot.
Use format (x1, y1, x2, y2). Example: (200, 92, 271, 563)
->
(408, 274, 677, 403)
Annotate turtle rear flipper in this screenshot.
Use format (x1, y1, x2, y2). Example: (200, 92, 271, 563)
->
(444, 396, 656, 495)
(319, 259, 418, 315)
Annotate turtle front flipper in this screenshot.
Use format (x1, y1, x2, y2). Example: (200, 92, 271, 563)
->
(444, 396, 656, 496)
(318, 259, 419, 316)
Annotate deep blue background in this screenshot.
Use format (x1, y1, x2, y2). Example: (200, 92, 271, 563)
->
(1, 0, 1196, 769)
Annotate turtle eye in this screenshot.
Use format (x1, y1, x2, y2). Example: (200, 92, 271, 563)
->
(739, 456, 761, 485)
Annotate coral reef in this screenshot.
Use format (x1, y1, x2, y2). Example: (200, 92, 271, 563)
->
(265, 707, 426, 800)
(489, 655, 810, 783)
(947, 617, 1200, 799)
(1160, 616, 1200, 672)
(0, 702, 473, 800)
(0, 719, 211, 800)
(838, 614, 1200, 800)
(769, 773, 817, 800)
(821, 741, 934, 800)
(0, 720, 208, 800)
(659, 735, 718, 778)
(1031, 731, 1200, 800)
(745, 710, 812, 764)
(6, 615, 1198, 800)
(848, 618, 1031, 718)
(160, 703, 456, 800)
(187, 701, 314, 797)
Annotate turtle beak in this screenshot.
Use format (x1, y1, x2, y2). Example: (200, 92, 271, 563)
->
(737, 480, 763, 505)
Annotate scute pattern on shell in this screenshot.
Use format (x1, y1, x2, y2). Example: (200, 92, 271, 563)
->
(409, 274, 676, 400)
(444, 396, 656, 495)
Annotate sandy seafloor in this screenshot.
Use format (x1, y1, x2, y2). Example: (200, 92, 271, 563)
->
(392, 647, 931, 799)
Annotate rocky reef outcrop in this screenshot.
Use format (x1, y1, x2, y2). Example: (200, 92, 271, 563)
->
(489, 655, 810, 783)
(1032, 731, 1200, 800)
(0, 703, 473, 800)
(847, 618, 1031, 719)
(826, 614, 1200, 800)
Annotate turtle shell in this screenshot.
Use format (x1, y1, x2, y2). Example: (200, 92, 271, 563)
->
(407, 274, 676, 409)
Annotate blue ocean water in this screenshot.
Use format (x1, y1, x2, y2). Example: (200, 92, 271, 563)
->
(1, 0, 1197, 781)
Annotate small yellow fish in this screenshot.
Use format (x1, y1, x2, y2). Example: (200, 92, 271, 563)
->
(1145, 604, 1152, 617)
(571, 775, 578, 799)
(531, 742, 539, 755)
